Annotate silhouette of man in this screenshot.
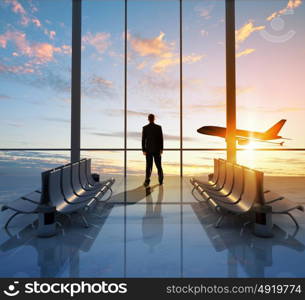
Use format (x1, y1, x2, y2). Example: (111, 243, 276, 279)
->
(142, 114, 164, 187)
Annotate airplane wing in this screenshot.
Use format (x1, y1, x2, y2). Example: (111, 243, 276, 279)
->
(236, 137, 250, 146)
(236, 137, 285, 146)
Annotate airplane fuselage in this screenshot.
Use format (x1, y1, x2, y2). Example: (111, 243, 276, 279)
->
(198, 126, 282, 141)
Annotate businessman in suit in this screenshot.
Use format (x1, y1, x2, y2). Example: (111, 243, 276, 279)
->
(142, 114, 164, 187)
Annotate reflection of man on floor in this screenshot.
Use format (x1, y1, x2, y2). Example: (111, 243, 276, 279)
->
(142, 114, 164, 187)
(142, 185, 164, 252)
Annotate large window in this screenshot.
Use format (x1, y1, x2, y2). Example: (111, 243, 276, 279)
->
(81, 0, 124, 148)
(234, 0, 305, 177)
(235, 0, 305, 148)
(183, 0, 226, 149)
(127, 0, 180, 149)
(1, 0, 305, 199)
(0, 0, 72, 148)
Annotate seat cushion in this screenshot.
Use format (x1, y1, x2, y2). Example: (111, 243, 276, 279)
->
(3, 198, 40, 213)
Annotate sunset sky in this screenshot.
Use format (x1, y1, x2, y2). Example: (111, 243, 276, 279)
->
(0, 0, 305, 178)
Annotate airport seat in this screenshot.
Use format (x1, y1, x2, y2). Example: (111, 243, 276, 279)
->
(196, 159, 227, 192)
(21, 191, 43, 204)
(79, 159, 103, 191)
(1, 170, 53, 229)
(206, 168, 260, 227)
(269, 198, 304, 227)
(202, 161, 235, 199)
(86, 159, 98, 187)
(72, 162, 106, 198)
(191, 159, 219, 189)
(204, 158, 220, 187)
(48, 168, 113, 227)
(252, 168, 304, 227)
(1, 159, 115, 229)
(191, 159, 304, 229)
(62, 165, 98, 204)
(205, 163, 244, 204)
(191, 161, 239, 201)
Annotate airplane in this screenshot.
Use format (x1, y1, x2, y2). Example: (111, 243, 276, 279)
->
(197, 119, 290, 146)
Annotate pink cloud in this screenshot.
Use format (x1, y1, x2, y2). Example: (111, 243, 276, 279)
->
(30, 43, 61, 63)
(129, 32, 205, 73)
(236, 21, 265, 45)
(49, 30, 56, 40)
(236, 48, 256, 58)
(44, 29, 57, 40)
(82, 32, 111, 53)
(130, 32, 172, 57)
(267, 0, 303, 21)
(0, 31, 31, 54)
(8, 0, 26, 15)
(4, 0, 44, 28)
(152, 54, 205, 73)
(0, 30, 71, 67)
(32, 18, 41, 27)
(61, 45, 72, 55)
(4, 0, 30, 26)
(0, 63, 34, 74)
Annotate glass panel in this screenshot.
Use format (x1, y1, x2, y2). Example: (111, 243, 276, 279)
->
(182, 150, 226, 203)
(80, 150, 124, 180)
(127, 0, 180, 149)
(183, 0, 226, 149)
(238, 150, 305, 202)
(81, 0, 124, 148)
(183, 150, 226, 177)
(0, 151, 69, 204)
(237, 150, 305, 176)
(127, 150, 180, 177)
(126, 150, 180, 203)
(235, 0, 305, 149)
(0, 0, 72, 148)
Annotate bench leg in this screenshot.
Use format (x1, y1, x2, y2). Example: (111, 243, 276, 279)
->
(238, 221, 253, 235)
(4, 212, 21, 229)
(286, 212, 299, 228)
(79, 213, 90, 228)
(265, 197, 284, 204)
(215, 215, 225, 228)
(273, 211, 300, 228)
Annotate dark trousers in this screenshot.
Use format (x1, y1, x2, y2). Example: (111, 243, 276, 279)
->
(145, 152, 163, 182)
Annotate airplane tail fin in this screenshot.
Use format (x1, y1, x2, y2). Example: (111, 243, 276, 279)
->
(265, 119, 286, 137)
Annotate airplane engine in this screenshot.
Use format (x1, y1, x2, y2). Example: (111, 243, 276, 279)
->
(238, 139, 249, 146)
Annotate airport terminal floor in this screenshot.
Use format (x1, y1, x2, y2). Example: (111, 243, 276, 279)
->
(1, 175, 305, 278)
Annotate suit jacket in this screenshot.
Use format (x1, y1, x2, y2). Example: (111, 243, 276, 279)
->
(142, 123, 164, 153)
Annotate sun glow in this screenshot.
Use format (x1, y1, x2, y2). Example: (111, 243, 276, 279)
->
(240, 141, 257, 169)
(243, 141, 256, 151)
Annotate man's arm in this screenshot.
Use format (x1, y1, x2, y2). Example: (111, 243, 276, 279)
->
(160, 126, 164, 153)
(142, 127, 146, 153)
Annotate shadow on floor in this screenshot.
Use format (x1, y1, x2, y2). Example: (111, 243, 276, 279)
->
(0, 185, 165, 277)
(191, 202, 305, 277)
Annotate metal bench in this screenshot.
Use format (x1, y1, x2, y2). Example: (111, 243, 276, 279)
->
(1, 159, 115, 229)
(79, 159, 103, 191)
(203, 159, 227, 192)
(191, 159, 304, 230)
(48, 167, 113, 227)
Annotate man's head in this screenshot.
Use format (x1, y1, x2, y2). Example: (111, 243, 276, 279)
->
(148, 114, 155, 123)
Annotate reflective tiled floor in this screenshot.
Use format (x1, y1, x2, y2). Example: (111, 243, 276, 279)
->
(0, 175, 305, 278)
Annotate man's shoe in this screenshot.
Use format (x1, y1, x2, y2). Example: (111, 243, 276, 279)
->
(143, 180, 150, 187)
